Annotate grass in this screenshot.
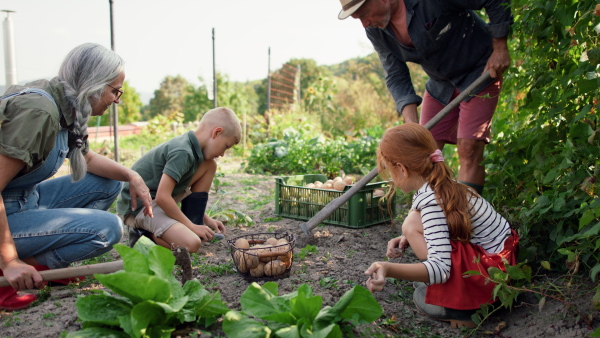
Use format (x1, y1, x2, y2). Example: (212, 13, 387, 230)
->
(346, 250, 358, 258)
(190, 254, 236, 276)
(2, 315, 21, 327)
(320, 251, 333, 263)
(386, 278, 415, 303)
(319, 277, 339, 289)
(41, 313, 56, 320)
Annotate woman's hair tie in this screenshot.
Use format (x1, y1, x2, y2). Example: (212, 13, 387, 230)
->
(430, 149, 444, 163)
(75, 137, 84, 148)
(68, 130, 88, 149)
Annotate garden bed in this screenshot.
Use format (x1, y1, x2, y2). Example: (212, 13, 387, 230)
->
(0, 157, 597, 337)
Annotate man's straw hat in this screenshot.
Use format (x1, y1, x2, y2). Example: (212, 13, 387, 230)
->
(338, 0, 368, 20)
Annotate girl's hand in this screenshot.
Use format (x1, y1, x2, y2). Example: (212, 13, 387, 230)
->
(364, 262, 387, 293)
(386, 236, 408, 258)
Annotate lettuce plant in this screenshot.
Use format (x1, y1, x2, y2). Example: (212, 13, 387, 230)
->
(222, 282, 382, 338)
(67, 237, 229, 338)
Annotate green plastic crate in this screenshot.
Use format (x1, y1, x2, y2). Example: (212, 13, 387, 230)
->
(274, 174, 396, 228)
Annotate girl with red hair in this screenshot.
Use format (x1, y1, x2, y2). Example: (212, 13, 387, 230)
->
(365, 123, 519, 328)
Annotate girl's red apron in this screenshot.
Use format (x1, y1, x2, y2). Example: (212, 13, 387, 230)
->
(425, 229, 519, 310)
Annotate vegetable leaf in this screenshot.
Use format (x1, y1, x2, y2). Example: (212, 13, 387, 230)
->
(94, 271, 172, 304)
(75, 293, 132, 326)
(113, 244, 149, 274)
(66, 327, 130, 338)
(222, 310, 272, 338)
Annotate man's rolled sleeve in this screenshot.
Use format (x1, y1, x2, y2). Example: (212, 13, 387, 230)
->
(484, 0, 513, 38)
(487, 20, 512, 38)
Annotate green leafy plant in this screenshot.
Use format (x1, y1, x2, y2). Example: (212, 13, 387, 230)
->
(319, 277, 339, 290)
(464, 258, 598, 335)
(211, 172, 225, 194)
(205, 190, 254, 227)
(67, 237, 229, 338)
(486, 0, 599, 278)
(222, 282, 383, 338)
(296, 245, 318, 261)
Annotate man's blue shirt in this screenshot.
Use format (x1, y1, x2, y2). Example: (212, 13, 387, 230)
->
(365, 0, 512, 115)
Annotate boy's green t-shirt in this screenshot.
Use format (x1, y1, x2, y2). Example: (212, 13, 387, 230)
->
(116, 130, 204, 217)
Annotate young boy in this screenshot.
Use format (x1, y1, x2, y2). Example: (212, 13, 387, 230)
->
(117, 107, 242, 252)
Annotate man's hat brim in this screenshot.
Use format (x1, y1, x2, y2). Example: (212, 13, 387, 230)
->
(338, 0, 367, 20)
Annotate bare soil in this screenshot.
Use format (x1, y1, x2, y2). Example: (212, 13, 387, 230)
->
(1, 157, 598, 337)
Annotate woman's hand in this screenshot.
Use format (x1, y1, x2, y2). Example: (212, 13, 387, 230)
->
(128, 173, 153, 217)
(364, 262, 387, 293)
(2, 259, 43, 290)
(386, 236, 408, 258)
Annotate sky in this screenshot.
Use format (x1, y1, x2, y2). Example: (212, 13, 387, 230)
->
(0, 0, 375, 103)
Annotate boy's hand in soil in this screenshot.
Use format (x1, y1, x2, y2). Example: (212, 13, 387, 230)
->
(364, 262, 387, 293)
(191, 224, 215, 242)
(204, 215, 226, 235)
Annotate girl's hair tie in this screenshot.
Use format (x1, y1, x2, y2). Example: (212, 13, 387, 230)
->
(430, 149, 444, 163)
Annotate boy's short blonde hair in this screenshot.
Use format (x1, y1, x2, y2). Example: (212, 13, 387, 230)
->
(198, 107, 242, 143)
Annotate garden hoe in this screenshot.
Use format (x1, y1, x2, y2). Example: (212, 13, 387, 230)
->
(0, 248, 194, 288)
(0, 260, 124, 288)
(299, 71, 493, 237)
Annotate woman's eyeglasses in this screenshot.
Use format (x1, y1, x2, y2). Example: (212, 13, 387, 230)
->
(107, 84, 124, 100)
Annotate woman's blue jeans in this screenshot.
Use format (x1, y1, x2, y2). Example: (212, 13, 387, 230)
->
(4, 174, 123, 269)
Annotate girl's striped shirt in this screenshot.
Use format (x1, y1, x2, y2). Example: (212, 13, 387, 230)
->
(411, 182, 512, 285)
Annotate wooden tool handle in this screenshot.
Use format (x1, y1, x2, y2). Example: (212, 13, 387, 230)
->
(0, 260, 124, 288)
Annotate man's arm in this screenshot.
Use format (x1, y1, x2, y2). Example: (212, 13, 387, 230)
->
(401, 104, 419, 124)
(480, 0, 512, 77)
(485, 37, 511, 78)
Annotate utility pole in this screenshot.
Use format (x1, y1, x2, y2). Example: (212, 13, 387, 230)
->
(267, 47, 271, 112)
(108, 0, 119, 162)
(2, 10, 17, 87)
(266, 47, 271, 138)
(212, 28, 217, 108)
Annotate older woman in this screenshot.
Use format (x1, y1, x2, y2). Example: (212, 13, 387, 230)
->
(0, 43, 153, 310)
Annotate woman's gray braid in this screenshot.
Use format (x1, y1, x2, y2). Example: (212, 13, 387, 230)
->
(57, 43, 124, 182)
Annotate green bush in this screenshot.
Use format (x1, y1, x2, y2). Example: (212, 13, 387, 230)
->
(486, 0, 599, 279)
(244, 127, 381, 177)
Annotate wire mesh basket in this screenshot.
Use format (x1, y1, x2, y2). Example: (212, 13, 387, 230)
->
(228, 232, 295, 280)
